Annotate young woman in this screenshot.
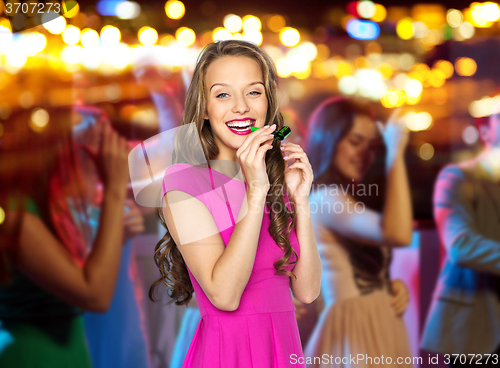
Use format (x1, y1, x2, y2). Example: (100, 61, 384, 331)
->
(150, 40, 322, 367)
(303, 98, 413, 368)
(0, 109, 131, 367)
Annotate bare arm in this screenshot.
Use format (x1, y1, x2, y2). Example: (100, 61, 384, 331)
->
(435, 165, 500, 275)
(289, 202, 322, 304)
(12, 126, 129, 312)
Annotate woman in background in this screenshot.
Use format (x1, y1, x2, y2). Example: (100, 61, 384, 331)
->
(0, 108, 130, 367)
(304, 98, 413, 368)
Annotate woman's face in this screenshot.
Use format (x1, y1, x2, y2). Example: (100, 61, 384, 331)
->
(333, 114, 380, 182)
(205, 56, 268, 160)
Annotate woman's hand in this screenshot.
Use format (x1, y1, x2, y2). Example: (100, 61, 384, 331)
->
(376, 108, 409, 158)
(281, 142, 314, 207)
(97, 124, 130, 192)
(123, 199, 145, 240)
(236, 124, 276, 196)
(390, 278, 410, 317)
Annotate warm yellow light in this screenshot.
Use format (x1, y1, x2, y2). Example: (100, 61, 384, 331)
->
(428, 69, 446, 88)
(232, 33, 243, 40)
(280, 27, 300, 47)
(406, 112, 433, 131)
(419, 143, 434, 160)
(242, 15, 261, 31)
(165, 1, 185, 20)
(0, 207, 5, 225)
(469, 3, 496, 27)
(315, 44, 330, 61)
(455, 57, 477, 77)
(276, 58, 292, 78)
(483, 2, 500, 22)
(434, 60, 454, 78)
(404, 78, 423, 98)
(175, 27, 196, 47)
(138, 27, 158, 46)
(223, 14, 242, 33)
(243, 30, 263, 46)
(62, 1, 80, 18)
(267, 14, 286, 32)
(377, 63, 393, 79)
(334, 61, 353, 78)
(101, 25, 121, 46)
(81, 28, 100, 48)
(29, 108, 50, 132)
(27, 32, 47, 54)
(42, 14, 67, 34)
(381, 89, 405, 108)
(62, 25, 81, 45)
(357, 1, 376, 19)
(396, 18, 414, 40)
(371, 4, 387, 22)
(446, 9, 463, 27)
(212, 27, 232, 42)
(60, 45, 83, 64)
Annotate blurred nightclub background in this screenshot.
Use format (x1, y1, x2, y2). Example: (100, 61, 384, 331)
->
(1, 0, 500, 367)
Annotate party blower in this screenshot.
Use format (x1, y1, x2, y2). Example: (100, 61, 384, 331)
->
(250, 125, 291, 141)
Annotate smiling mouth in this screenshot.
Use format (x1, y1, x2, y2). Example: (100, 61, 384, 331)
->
(225, 119, 255, 131)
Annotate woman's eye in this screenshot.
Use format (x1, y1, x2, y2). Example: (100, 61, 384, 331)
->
(249, 91, 262, 96)
(349, 140, 360, 146)
(216, 93, 229, 98)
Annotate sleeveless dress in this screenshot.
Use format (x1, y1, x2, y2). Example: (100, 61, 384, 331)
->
(304, 193, 413, 368)
(161, 163, 305, 368)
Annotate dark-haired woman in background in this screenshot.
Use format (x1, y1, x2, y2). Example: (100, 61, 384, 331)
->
(304, 98, 414, 368)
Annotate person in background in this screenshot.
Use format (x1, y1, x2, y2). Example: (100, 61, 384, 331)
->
(0, 107, 130, 367)
(304, 97, 413, 368)
(421, 112, 500, 367)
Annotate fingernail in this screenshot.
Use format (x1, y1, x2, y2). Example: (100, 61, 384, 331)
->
(271, 124, 276, 129)
(280, 146, 285, 150)
(263, 125, 270, 129)
(269, 134, 275, 138)
(283, 156, 288, 159)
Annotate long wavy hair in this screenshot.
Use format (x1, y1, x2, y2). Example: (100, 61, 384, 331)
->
(306, 97, 390, 293)
(150, 40, 298, 305)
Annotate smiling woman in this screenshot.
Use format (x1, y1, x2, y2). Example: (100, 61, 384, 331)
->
(150, 40, 322, 368)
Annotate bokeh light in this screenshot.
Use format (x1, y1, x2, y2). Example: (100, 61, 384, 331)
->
(419, 143, 435, 160)
(175, 27, 196, 47)
(62, 25, 81, 46)
(280, 27, 300, 47)
(447, 9, 463, 27)
(117, 1, 141, 19)
(405, 112, 433, 131)
(243, 29, 263, 46)
(242, 15, 262, 31)
(165, 1, 185, 20)
(463, 125, 479, 145)
(224, 14, 242, 33)
(396, 18, 414, 40)
(455, 57, 477, 77)
(213, 27, 232, 42)
(267, 14, 286, 32)
(42, 13, 67, 34)
(81, 28, 100, 48)
(371, 4, 387, 22)
(433, 60, 454, 78)
(0, 206, 5, 225)
(138, 27, 158, 46)
(101, 25, 121, 46)
(29, 108, 50, 132)
(357, 1, 376, 19)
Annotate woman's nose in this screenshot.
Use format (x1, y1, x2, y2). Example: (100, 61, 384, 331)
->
(231, 95, 250, 114)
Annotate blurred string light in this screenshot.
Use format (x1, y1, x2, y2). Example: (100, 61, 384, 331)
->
(467, 2, 500, 28)
(243, 29, 263, 46)
(396, 18, 414, 40)
(224, 14, 242, 33)
(101, 25, 121, 46)
(175, 27, 196, 47)
(42, 13, 67, 34)
(469, 95, 500, 117)
(371, 4, 386, 22)
(381, 89, 405, 108)
(357, 1, 376, 18)
(138, 27, 158, 46)
(29, 108, 49, 132)
(405, 112, 433, 131)
(117, 1, 141, 19)
(267, 14, 286, 32)
(463, 125, 479, 145)
(81, 28, 100, 48)
(433, 60, 454, 78)
(280, 27, 300, 47)
(447, 9, 464, 27)
(455, 57, 477, 76)
(62, 25, 81, 45)
(242, 15, 262, 31)
(346, 19, 380, 40)
(419, 143, 434, 160)
(165, 1, 185, 20)
(213, 27, 232, 42)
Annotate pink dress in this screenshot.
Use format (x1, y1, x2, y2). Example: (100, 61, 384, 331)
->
(161, 163, 305, 368)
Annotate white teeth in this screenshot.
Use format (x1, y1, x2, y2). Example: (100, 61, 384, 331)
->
(227, 120, 254, 128)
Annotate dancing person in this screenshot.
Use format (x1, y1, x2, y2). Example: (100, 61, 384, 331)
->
(0, 109, 130, 368)
(421, 113, 500, 367)
(303, 98, 414, 368)
(149, 40, 322, 368)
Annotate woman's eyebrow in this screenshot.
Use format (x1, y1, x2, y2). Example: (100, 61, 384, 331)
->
(209, 81, 264, 91)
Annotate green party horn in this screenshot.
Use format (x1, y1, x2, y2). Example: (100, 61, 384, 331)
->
(250, 125, 291, 140)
